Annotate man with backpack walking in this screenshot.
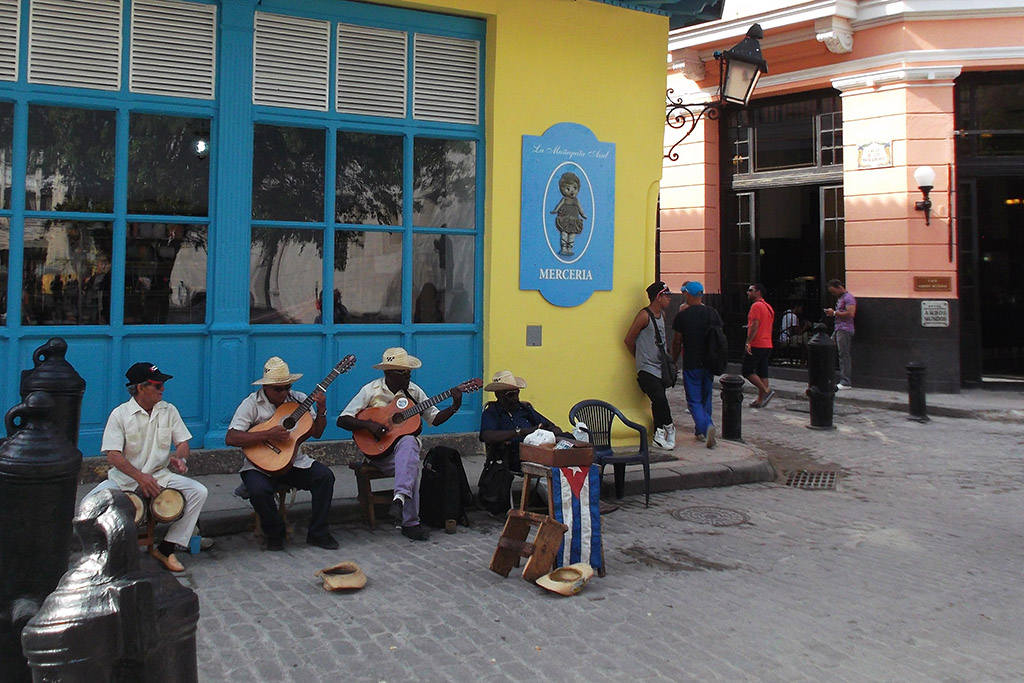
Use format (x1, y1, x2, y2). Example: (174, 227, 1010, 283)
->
(671, 281, 723, 448)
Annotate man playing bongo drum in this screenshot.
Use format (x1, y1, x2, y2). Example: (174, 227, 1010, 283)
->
(86, 362, 208, 572)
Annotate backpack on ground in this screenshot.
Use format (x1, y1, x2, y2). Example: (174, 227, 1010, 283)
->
(477, 442, 515, 516)
(419, 446, 473, 528)
(703, 309, 729, 375)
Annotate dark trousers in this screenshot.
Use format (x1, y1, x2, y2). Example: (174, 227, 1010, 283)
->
(637, 370, 672, 428)
(240, 461, 335, 542)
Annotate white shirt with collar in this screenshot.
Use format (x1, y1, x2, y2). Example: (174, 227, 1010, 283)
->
(100, 397, 192, 490)
(340, 377, 440, 426)
(229, 388, 320, 472)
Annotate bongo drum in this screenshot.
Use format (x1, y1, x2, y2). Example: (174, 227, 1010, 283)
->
(150, 488, 185, 523)
(124, 490, 146, 527)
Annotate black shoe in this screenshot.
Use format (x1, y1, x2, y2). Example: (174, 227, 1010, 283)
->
(266, 537, 285, 551)
(307, 533, 340, 550)
(388, 497, 404, 525)
(401, 525, 429, 541)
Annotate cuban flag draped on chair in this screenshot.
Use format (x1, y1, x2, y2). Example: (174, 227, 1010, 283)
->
(551, 464, 602, 570)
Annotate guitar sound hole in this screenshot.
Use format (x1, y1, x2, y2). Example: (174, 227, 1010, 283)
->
(282, 417, 296, 430)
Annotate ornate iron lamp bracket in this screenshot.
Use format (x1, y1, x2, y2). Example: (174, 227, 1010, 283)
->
(665, 89, 722, 161)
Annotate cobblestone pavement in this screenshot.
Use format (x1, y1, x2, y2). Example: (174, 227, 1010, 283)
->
(183, 394, 1024, 682)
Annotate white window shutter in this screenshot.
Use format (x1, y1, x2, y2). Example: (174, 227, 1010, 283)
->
(253, 12, 329, 112)
(29, 0, 122, 91)
(130, 0, 216, 99)
(0, 0, 19, 82)
(413, 33, 479, 125)
(336, 22, 407, 119)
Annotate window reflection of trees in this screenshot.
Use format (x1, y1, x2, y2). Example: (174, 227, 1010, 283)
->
(413, 138, 476, 229)
(336, 131, 402, 226)
(27, 106, 116, 213)
(252, 124, 325, 222)
(21, 219, 113, 325)
(126, 223, 207, 325)
(0, 102, 12, 209)
(129, 114, 210, 216)
(332, 230, 402, 323)
(250, 227, 323, 324)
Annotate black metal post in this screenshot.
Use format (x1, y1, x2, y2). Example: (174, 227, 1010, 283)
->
(906, 362, 929, 423)
(806, 323, 837, 430)
(719, 374, 745, 441)
(19, 338, 86, 447)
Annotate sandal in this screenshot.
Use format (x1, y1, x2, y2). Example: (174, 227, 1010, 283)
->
(749, 400, 763, 408)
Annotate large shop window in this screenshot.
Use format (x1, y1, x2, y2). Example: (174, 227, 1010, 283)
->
(16, 105, 212, 327)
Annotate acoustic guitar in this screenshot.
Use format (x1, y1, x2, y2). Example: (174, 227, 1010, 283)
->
(243, 355, 356, 475)
(353, 378, 482, 458)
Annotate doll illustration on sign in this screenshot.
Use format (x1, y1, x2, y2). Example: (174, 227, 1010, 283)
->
(550, 171, 587, 256)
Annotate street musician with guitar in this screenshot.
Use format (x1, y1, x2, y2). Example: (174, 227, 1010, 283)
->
(338, 347, 465, 542)
(225, 356, 345, 551)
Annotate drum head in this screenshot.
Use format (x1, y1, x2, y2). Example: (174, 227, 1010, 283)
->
(124, 490, 146, 526)
(151, 488, 185, 523)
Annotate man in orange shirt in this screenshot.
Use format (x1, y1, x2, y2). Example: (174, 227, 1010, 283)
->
(743, 283, 776, 408)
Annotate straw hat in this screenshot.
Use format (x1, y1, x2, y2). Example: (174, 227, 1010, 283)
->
(252, 357, 303, 385)
(315, 561, 367, 591)
(535, 563, 594, 596)
(372, 347, 422, 371)
(484, 370, 527, 392)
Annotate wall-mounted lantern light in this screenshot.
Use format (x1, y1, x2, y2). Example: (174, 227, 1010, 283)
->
(913, 165, 936, 225)
(665, 24, 768, 161)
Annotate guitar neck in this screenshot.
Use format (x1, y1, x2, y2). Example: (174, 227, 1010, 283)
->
(287, 357, 353, 422)
(397, 389, 452, 422)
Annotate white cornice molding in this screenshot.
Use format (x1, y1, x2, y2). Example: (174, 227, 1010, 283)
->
(669, 49, 707, 80)
(815, 16, 853, 54)
(831, 65, 963, 92)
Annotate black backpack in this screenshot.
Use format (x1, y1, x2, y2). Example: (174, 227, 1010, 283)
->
(419, 446, 474, 528)
(477, 442, 515, 515)
(703, 309, 729, 375)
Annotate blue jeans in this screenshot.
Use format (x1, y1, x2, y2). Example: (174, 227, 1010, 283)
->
(683, 368, 714, 436)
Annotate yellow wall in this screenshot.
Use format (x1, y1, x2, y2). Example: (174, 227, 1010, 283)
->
(396, 1, 669, 433)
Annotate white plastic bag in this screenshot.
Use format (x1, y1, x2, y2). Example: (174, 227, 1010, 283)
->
(523, 429, 556, 446)
(572, 422, 589, 443)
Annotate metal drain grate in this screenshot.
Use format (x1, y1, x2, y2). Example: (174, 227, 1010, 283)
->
(671, 506, 749, 526)
(784, 470, 837, 490)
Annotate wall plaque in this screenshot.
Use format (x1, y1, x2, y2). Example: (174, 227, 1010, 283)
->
(520, 122, 615, 307)
(921, 300, 950, 328)
(914, 276, 952, 291)
(856, 141, 892, 169)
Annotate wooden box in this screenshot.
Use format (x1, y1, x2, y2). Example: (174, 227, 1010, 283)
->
(519, 439, 594, 468)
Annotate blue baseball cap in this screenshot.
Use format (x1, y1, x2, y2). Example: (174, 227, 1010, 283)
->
(684, 281, 704, 296)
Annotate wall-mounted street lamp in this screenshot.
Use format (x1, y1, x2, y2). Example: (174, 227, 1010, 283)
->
(913, 165, 936, 225)
(665, 24, 768, 161)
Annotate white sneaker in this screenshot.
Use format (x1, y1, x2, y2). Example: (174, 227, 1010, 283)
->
(705, 425, 717, 449)
(836, 383, 852, 391)
(664, 424, 676, 449)
(653, 427, 670, 449)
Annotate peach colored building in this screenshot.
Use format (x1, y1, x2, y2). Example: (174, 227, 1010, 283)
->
(661, 1, 1024, 391)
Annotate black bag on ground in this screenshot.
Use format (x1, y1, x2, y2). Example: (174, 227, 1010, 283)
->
(703, 310, 729, 376)
(477, 443, 515, 516)
(419, 446, 473, 528)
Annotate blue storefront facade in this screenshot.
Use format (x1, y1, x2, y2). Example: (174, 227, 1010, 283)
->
(0, 0, 486, 454)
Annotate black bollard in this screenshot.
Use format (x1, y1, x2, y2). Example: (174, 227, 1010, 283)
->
(23, 489, 200, 682)
(19, 338, 86, 448)
(806, 323, 837, 430)
(0, 393, 82, 683)
(906, 362, 929, 423)
(719, 374, 745, 441)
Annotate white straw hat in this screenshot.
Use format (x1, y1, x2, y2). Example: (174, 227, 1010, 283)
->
(372, 347, 422, 371)
(484, 370, 527, 392)
(252, 357, 303, 385)
(535, 563, 595, 596)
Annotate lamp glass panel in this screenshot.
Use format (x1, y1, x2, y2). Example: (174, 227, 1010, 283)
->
(723, 61, 759, 105)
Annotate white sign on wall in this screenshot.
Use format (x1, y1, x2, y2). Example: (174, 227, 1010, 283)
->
(857, 141, 892, 169)
(921, 300, 950, 328)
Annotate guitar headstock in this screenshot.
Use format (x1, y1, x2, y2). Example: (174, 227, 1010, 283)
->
(336, 355, 356, 373)
(457, 378, 483, 394)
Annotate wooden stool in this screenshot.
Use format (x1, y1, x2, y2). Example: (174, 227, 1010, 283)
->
(233, 483, 295, 540)
(348, 462, 394, 529)
(490, 462, 567, 583)
(137, 514, 157, 553)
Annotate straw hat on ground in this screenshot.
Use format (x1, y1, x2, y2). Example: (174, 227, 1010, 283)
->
(315, 561, 367, 591)
(372, 347, 422, 371)
(253, 357, 303, 385)
(535, 563, 595, 596)
(484, 370, 527, 392)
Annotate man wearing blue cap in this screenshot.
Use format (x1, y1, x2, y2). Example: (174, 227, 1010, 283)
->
(671, 281, 722, 448)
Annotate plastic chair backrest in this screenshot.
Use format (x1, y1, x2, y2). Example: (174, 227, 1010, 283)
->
(569, 401, 617, 450)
